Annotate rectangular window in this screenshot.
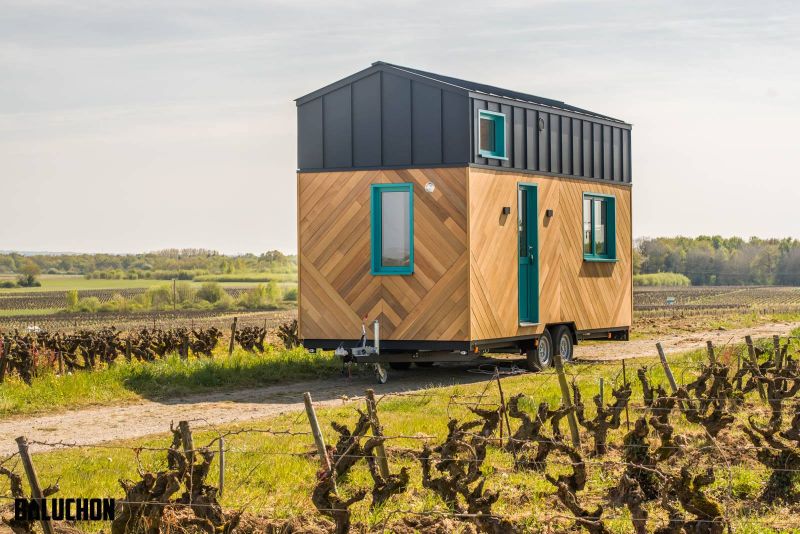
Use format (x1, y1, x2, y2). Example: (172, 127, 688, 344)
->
(371, 183, 413, 275)
(582, 193, 616, 261)
(478, 110, 507, 159)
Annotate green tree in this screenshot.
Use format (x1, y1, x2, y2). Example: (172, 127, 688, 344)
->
(17, 260, 41, 287)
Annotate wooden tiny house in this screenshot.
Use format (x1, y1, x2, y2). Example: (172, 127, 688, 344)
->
(296, 62, 632, 373)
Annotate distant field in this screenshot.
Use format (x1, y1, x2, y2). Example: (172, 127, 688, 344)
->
(634, 285, 800, 315)
(0, 274, 294, 293)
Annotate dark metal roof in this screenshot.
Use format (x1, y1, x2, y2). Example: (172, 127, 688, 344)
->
(374, 62, 626, 124)
(295, 61, 628, 125)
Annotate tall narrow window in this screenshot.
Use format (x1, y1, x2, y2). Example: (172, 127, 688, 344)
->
(582, 193, 616, 261)
(478, 110, 507, 159)
(371, 183, 414, 275)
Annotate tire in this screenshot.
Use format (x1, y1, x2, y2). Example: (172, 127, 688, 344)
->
(389, 362, 412, 370)
(553, 326, 574, 363)
(374, 364, 388, 384)
(526, 330, 553, 371)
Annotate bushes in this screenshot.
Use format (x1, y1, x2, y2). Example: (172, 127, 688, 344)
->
(196, 282, 224, 303)
(0, 280, 17, 289)
(633, 272, 691, 287)
(237, 282, 281, 309)
(283, 287, 297, 302)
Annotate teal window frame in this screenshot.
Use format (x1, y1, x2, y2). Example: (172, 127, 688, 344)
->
(582, 193, 617, 262)
(371, 183, 414, 275)
(478, 110, 507, 160)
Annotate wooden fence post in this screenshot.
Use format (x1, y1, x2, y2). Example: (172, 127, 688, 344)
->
(304, 393, 334, 480)
(178, 420, 195, 464)
(622, 358, 630, 431)
(706, 341, 716, 366)
(365, 389, 390, 479)
(553, 354, 581, 448)
(655, 343, 679, 394)
(125, 339, 132, 362)
(57, 351, 64, 375)
(744, 336, 767, 401)
(16, 436, 55, 534)
(0, 337, 8, 384)
(599, 377, 604, 405)
(218, 436, 225, 497)
(774, 335, 783, 370)
(228, 317, 238, 356)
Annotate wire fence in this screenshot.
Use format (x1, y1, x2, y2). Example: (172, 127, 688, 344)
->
(1, 334, 800, 532)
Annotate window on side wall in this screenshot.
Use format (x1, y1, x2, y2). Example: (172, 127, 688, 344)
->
(371, 183, 414, 275)
(582, 193, 616, 261)
(478, 110, 507, 160)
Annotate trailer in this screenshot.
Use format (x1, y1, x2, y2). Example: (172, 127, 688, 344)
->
(295, 62, 633, 382)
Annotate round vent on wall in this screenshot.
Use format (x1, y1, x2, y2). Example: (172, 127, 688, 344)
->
(425, 182, 435, 193)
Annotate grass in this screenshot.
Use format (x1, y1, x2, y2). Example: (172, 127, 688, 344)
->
(631, 310, 800, 340)
(8, 336, 800, 532)
(0, 307, 61, 317)
(0, 346, 340, 418)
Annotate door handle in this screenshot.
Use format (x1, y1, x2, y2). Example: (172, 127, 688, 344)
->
(528, 246, 534, 263)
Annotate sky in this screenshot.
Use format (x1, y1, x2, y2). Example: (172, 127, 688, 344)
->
(1, 0, 799, 254)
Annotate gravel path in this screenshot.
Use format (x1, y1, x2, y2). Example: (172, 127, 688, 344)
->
(1, 321, 797, 454)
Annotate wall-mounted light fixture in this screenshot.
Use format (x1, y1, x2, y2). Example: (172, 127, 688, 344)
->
(424, 181, 435, 193)
(502, 206, 511, 215)
(545, 209, 554, 217)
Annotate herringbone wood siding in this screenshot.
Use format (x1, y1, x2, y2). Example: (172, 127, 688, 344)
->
(298, 168, 469, 341)
(469, 168, 632, 341)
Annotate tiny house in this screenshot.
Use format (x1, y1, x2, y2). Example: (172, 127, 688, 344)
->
(296, 62, 632, 376)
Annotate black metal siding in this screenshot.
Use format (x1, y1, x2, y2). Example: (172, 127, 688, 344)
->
(322, 86, 352, 168)
(469, 98, 632, 183)
(297, 70, 470, 171)
(351, 73, 381, 167)
(296, 66, 632, 183)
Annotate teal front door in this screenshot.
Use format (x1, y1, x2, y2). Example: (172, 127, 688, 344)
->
(518, 184, 539, 323)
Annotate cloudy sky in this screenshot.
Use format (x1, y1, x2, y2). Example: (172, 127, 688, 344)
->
(1, 0, 798, 254)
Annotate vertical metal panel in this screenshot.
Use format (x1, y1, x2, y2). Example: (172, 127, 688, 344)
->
(411, 81, 442, 165)
(443, 91, 469, 163)
(486, 101, 500, 167)
(513, 107, 525, 169)
(550, 114, 560, 174)
(297, 98, 323, 169)
(582, 121, 592, 178)
(602, 125, 612, 180)
(323, 85, 352, 168)
(613, 127, 622, 182)
(472, 98, 487, 166)
(572, 118, 582, 176)
(525, 109, 537, 171)
(351, 73, 381, 167)
(538, 112, 550, 172)
(382, 72, 412, 166)
(500, 103, 512, 169)
(622, 129, 631, 182)
(592, 123, 602, 179)
(561, 115, 571, 175)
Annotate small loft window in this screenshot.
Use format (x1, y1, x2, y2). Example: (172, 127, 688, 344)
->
(478, 110, 507, 159)
(583, 193, 616, 261)
(371, 183, 414, 275)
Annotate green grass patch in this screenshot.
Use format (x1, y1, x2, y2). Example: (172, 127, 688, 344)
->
(193, 272, 297, 283)
(0, 346, 339, 418)
(633, 272, 691, 286)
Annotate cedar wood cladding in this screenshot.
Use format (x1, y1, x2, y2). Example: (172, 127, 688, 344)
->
(296, 62, 632, 183)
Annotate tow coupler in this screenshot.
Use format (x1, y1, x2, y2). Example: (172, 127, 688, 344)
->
(335, 320, 387, 383)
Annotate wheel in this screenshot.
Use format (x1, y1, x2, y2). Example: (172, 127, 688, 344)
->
(374, 364, 388, 384)
(389, 362, 412, 370)
(415, 362, 435, 368)
(553, 326, 574, 363)
(526, 330, 553, 371)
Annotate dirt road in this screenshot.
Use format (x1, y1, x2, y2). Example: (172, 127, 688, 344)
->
(0, 321, 797, 454)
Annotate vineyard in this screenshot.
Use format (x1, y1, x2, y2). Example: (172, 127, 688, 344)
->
(634, 286, 800, 316)
(0, 319, 300, 385)
(1, 335, 800, 533)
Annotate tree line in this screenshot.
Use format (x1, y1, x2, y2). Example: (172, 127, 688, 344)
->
(0, 249, 297, 282)
(635, 236, 800, 286)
